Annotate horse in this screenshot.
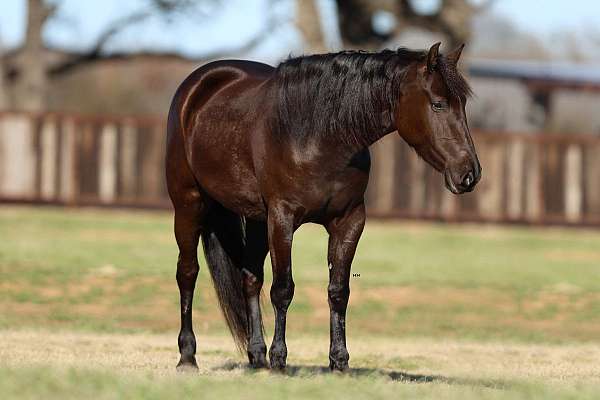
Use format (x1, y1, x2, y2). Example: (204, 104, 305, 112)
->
(165, 42, 481, 372)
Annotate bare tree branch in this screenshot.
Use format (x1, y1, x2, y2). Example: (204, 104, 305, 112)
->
(49, 0, 275, 76)
(48, 10, 153, 76)
(48, 0, 217, 76)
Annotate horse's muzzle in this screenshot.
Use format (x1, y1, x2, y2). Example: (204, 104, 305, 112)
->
(445, 163, 481, 194)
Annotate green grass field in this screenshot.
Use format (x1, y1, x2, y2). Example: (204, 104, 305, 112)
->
(1, 205, 599, 399)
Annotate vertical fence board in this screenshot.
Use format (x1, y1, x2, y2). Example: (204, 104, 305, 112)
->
(139, 124, 164, 201)
(407, 150, 426, 215)
(525, 142, 543, 221)
(585, 142, 600, 216)
(506, 139, 525, 219)
(119, 120, 138, 199)
(371, 135, 396, 212)
(564, 144, 583, 222)
(477, 141, 504, 220)
(99, 124, 118, 203)
(59, 118, 77, 203)
(0, 115, 36, 198)
(542, 142, 565, 215)
(40, 117, 58, 200)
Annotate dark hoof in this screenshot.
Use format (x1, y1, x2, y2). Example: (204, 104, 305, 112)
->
(248, 349, 268, 369)
(269, 359, 286, 371)
(176, 356, 198, 372)
(329, 349, 349, 372)
(329, 359, 349, 372)
(269, 347, 287, 371)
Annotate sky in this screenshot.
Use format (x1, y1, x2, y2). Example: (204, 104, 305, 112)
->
(0, 0, 599, 60)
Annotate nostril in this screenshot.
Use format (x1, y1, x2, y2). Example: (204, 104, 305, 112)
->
(461, 171, 474, 188)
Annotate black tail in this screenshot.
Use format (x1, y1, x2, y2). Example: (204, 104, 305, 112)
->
(201, 205, 251, 351)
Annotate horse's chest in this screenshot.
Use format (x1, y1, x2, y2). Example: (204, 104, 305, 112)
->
(298, 169, 369, 221)
(279, 149, 371, 221)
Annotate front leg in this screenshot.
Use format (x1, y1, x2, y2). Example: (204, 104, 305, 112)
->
(326, 204, 366, 371)
(267, 204, 295, 370)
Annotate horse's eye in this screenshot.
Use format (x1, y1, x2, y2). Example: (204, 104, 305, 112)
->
(431, 101, 447, 112)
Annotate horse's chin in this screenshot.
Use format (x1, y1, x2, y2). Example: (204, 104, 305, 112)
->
(444, 169, 462, 195)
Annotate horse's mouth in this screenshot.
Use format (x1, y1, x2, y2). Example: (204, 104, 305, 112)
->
(443, 170, 460, 194)
(444, 168, 479, 194)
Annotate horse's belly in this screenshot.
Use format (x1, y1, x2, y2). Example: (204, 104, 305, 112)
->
(195, 164, 267, 220)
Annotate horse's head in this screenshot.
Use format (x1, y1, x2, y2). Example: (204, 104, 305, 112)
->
(395, 43, 481, 194)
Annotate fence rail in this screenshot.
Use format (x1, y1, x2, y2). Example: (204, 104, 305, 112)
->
(1, 111, 599, 226)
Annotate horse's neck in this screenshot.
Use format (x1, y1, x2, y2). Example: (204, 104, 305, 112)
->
(352, 114, 397, 150)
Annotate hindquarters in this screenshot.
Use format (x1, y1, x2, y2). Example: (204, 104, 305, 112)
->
(167, 59, 275, 220)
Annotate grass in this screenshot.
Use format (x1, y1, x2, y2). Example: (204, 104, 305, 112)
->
(1, 330, 599, 400)
(6, 366, 598, 400)
(1, 205, 599, 342)
(1, 205, 600, 399)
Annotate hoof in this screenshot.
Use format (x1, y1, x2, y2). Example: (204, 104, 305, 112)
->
(329, 359, 349, 372)
(176, 356, 198, 373)
(329, 349, 349, 372)
(269, 351, 287, 371)
(269, 360, 286, 371)
(248, 351, 268, 369)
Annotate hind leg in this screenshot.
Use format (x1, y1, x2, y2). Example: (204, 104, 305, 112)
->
(242, 220, 269, 368)
(173, 192, 207, 370)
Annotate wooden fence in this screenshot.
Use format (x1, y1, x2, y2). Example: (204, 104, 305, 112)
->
(1, 111, 599, 226)
(0, 111, 168, 208)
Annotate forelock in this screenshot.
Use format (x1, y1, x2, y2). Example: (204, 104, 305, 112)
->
(436, 56, 473, 99)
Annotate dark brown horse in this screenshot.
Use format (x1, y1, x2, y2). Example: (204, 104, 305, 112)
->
(165, 42, 480, 372)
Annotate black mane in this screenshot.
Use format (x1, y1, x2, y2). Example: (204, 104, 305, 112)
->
(272, 48, 471, 146)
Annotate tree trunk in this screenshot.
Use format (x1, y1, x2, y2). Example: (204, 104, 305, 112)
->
(0, 43, 8, 109)
(14, 0, 53, 111)
(295, 0, 327, 53)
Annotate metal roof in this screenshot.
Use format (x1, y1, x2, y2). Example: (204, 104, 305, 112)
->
(468, 59, 600, 87)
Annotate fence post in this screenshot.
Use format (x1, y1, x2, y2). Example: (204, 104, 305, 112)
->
(408, 149, 425, 216)
(59, 118, 77, 203)
(525, 141, 543, 221)
(564, 144, 582, 223)
(506, 139, 524, 220)
(477, 140, 503, 220)
(99, 123, 118, 203)
(120, 119, 138, 199)
(140, 124, 164, 202)
(0, 114, 36, 198)
(40, 116, 58, 200)
(585, 142, 600, 217)
(372, 135, 396, 213)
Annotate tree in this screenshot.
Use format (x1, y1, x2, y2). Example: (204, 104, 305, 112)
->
(12, 0, 55, 111)
(296, 0, 327, 53)
(3, 0, 218, 111)
(298, 0, 494, 53)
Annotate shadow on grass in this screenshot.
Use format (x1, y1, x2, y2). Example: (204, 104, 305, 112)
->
(213, 362, 509, 390)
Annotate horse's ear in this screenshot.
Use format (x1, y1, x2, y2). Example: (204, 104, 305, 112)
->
(427, 42, 441, 73)
(446, 43, 465, 65)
